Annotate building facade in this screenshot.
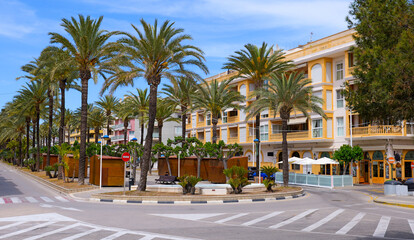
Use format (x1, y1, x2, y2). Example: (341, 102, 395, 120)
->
(186, 29, 414, 184)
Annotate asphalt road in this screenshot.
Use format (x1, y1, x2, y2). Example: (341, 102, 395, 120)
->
(1, 163, 414, 240)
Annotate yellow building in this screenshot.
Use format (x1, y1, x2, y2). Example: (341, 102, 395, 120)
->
(186, 29, 414, 184)
(69, 129, 103, 145)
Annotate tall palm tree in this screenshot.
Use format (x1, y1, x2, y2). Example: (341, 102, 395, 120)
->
(49, 15, 115, 184)
(155, 98, 179, 143)
(65, 109, 74, 144)
(162, 77, 197, 141)
(124, 89, 149, 145)
(247, 72, 326, 186)
(88, 107, 106, 143)
(114, 100, 135, 144)
(101, 19, 208, 191)
(223, 42, 292, 175)
(96, 95, 119, 144)
(192, 79, 245, 143)
(17, 81, 47, 171)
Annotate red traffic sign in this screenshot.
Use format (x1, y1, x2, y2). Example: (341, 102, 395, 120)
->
(121, 152, 131, 162)
(411, 162, 414, 169)
(388, 157, 395, 164)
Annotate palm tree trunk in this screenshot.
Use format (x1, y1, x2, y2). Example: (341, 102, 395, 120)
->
(36, 108, 40, 171)
(87, 128, 90, 143)
(78, 70, 90, 185)
(138, 80, 159, 191)
(67, 125, 70, 144)
(26, 117, 30, 160)
(32, 119, 35, 151)
(255, 114, 260, 176)
(140, 117, 144, 145)
(19, 133, 22, 167)
(159, 123, 163, 144)
(95, 127, 99, 143)
(181, 105, 187, 140)
(124, 121, 128, 143)
(106, 113, 111, 145)
(212, 117, 218, 144)
(197, 156, 201, 178)
(282, 116, 289, 187)
(47, 88, 53, 167)
(58, 79, 66, 179)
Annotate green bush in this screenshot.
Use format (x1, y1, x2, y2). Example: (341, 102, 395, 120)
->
(260, 166, 279, 180)
(178, 175, 202, 195)
(223, 166, 250, 194)
(44, 166, 53, 178)
(263, 179, 276, 192)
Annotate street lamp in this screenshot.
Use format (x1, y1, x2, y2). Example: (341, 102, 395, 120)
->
(254, 138, 261, 184)
(100, 135, 109, 189)
(131, 137, 138, 185)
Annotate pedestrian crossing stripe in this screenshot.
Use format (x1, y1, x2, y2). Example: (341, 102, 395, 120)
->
(0, 196, 73, 204)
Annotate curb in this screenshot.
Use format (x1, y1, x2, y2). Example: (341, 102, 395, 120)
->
(373, 198, 414, 209)
(11, 165, 98, 194)
(90, 192, 306, 205)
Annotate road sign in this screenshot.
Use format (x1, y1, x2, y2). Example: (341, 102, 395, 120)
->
(411, 162, 414, 169)
(388, 157, 395, 164)
(121, 152, 131, 162)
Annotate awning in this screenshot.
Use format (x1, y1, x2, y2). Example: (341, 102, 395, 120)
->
(224, 108, 235, 112)
(314, 157, 339, 165)
(288, 117, 307, 125)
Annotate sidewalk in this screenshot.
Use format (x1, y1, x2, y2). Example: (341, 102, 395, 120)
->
(374, 195, 414, 208)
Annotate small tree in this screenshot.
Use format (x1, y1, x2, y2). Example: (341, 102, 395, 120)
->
(206, 141, 243, 180)
(261, 166, 279, 192)
(56, 143, 71, 182)
(152, 142, 175, 176)
(187, 137, 208, 178)
(223, 166, 250, 194)
(333, 145, 363, 175)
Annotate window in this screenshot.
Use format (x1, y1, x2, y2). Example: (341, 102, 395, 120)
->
(272, 124, 282, 134)
(312, 119, 323, 138)
(206, 113, 211, 126)
(337, 117, 344, 137)
(292, 164, 301, 170)
(260, 125, 268, 141)
(336, 63, 344, 80)
(326, 90, 332, 110)
(373, 161, 378, 177)
(326, 62, 332, 82)
(129, 131, 135, 135)
(263, 80, 269, 90)
(186, 115, 191, 124)
(336, 90, 344, 108)
(153, 128, 159, 138)
(249, 84, 255, 92)
(198, 114, 204, 122)
(314, 91, 323, 108)
(261, 112, 269, 118)
(373, 151, 384, 160)
(311, 64, 322, 83)
(222, 111, 227, 123)
(348, 52, 354, 67)
(239, 84, 246, 96)
(229, 110, 238, 117)
(267, 152, 274, 157)
(174, 126, 182, 135)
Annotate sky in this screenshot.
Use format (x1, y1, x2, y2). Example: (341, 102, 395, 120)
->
(0, 0, 352, 111)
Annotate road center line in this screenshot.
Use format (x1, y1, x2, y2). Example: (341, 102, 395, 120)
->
(0, 221, 56, 239)
(241, 211, 283, 226)
(269, 209, 318, 229)
(373, 216, 391, 238)
(336, 212, 366, 235)
(302, 209, 345, 232)
(25, 223, 82, 240)
(215, 213, 249, 224)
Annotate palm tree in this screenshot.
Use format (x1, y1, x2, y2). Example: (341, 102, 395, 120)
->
(162, 77, 197, 141)
(49, 15, 115, 184)
(65, 109, 74, 144)
(114, 100, 135, 144)
(17, 81, 47, 171)
(96, 95, 119, 144)
(101, 19, 208, 191)
(155, 98, 179, 143)
(88, 107, 106, 143)
(124, 89, 149, 145)
(223, 42, 292, 175)
(192, 79, 245, 143)
(247, 72, 326, 186)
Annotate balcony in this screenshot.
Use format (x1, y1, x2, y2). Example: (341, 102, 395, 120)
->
(269, 131, 309, 141)
(111, 135, 125, 141)
(228, 136, 239, 144)
(227, 115, 239, 123)
(351, 125, 403, 137)
(111, 123, 131, 131)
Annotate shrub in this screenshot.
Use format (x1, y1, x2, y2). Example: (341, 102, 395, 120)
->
(260, 166, 279, 180)
(263, 179, 276, 192)
(44, 166, 53, 178)
(223, 166, 250, 194)
(178, 175, 202, 195)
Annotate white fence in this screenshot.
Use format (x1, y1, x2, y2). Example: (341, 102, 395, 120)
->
(275, 172, 353, 189)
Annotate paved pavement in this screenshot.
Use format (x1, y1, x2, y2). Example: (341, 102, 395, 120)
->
(3, 162, 414, 239)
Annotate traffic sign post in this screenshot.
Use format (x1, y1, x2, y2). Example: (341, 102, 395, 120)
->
(388, 157, 395, 180)
(121, 152, 131, 195)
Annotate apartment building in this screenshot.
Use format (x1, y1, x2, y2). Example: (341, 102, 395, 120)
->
(69, 129, 103, 144)
(186, 29, 414, 184)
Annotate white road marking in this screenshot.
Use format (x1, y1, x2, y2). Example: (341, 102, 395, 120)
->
(269, 209, 318, 229)
(302, 209, 345, 232)
(10, 197, 22, 203)
(151, 213, 224, 221)
(0, 221, 56, 239)
(140, 236, 156, 240)
(61, 228, 100, 240)
(373, 216, 391, 238)
(25, 223, 82, 240)
(0, 198, 4, 204)
(336, 212, 366, 235)
(55, 196, 69, 202)
(25, 197, 38, 203)
(408, 219, 414, 234)
(241, 211, 283, 226)
(214, 213, 249, 224)
(40, 196, 54, 203)
(101, 231, 130, 240)
(39, 204, 82, 212)
(0, 213, 76, 222)
(0, 222, 25, 230)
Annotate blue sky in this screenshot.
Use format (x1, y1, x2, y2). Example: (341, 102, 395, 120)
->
(0, 0, 351, 111)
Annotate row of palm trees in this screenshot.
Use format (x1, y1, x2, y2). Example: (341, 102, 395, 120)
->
(0, 15, 325, 188)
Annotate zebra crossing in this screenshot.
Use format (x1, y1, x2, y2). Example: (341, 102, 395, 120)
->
(0, 196, 74, 204)
(152, 208, 414, 239)
(0, 213, 200, 240)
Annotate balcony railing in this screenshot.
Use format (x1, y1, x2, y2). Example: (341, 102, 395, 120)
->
(227, 115, 239, 123)
(351, 125, 403, 137)
(111, 135, 125, 141)
(270, 131, 309, 141)
(111, 123, 131, 131)
(228, 136, 239, 143)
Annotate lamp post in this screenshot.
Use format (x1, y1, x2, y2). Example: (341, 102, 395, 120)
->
(254, 138, 261, 184)
(100, 135, 109, 189)
(131, 137, 138, 185)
